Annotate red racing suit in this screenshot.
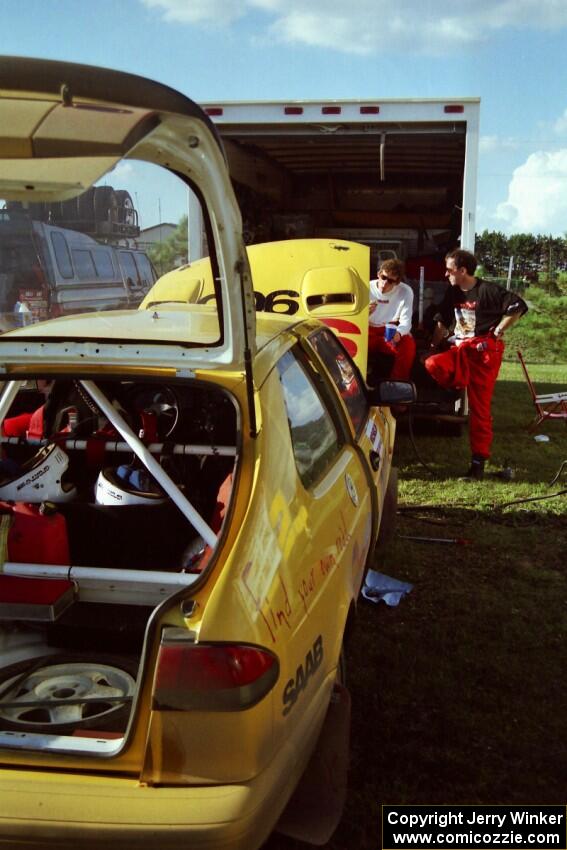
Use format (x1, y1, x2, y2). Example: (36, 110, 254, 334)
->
(368, 325, 416, 381)
(425, 335, 504, 458)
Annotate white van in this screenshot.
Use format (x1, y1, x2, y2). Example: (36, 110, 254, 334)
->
(0, 207, 156, 329)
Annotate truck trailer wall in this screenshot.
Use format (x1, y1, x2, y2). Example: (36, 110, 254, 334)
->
(197, 97, 480, 281)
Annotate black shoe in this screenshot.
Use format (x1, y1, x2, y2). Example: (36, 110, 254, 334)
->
(460, 457, 485, 481)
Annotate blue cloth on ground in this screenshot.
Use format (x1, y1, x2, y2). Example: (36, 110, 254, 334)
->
(362, 569, 413, 607)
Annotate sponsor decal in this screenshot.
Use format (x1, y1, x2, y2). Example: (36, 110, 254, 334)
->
(15, 449, 65, 492)
(15, 465, 49, 491)
(365, 418, 384, 455)
(282, 634, 324, 716)
(321, 317, 361, 357)
(345, 472, 359, 506)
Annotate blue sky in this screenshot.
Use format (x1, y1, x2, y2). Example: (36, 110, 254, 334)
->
(4, 0, 567, 237)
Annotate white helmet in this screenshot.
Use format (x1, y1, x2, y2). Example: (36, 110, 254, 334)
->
(0, 444, 76, 502)
(95, 465, 166, 506)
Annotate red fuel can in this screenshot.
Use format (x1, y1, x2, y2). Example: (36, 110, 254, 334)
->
(2, 502, 70, 566)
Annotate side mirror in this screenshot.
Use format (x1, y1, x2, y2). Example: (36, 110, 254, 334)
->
(369, 380, 417, 406)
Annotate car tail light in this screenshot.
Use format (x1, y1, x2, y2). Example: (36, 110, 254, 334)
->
(152, 631, 279, 711)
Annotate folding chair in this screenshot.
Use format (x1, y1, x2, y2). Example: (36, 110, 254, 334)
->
(517, 350, 567, 432)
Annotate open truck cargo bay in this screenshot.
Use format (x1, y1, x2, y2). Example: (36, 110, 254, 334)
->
(197, 98, 480, 425)
(199, 97, 480, 275)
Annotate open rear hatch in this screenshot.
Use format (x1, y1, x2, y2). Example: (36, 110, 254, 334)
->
(0, 57, 251, 762)
(0, 372, 239, 756)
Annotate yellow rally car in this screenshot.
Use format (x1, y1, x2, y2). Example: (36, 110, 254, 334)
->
(0, 58, 414, 848)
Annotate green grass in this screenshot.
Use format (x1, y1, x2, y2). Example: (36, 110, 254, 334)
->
(340, 363, 566, 846)
(505, 288, 567, 364)
(266, 361, 567, 850)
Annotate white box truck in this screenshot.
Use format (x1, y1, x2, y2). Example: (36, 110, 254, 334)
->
(196, 97, 480, 426)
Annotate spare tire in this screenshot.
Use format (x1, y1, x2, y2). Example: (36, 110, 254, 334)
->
(0, 653, 137, 734)
(94, 186, 117, 223)
(77, 187, 96, 224)
(114, 190, 135, 225)
(60, 197, 79, 223)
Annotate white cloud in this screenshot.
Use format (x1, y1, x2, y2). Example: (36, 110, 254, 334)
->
(554, 108, 567, 135)
(480, 136, 501, 153)
(479, 135, 521, 153)
(140, 0, 567, 54)
(106, 162, 135, 181)
(495, 149, 567, 234)
(142, 0, 245, 25)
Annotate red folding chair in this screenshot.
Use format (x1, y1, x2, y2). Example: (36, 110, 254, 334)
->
(517, 350, 567, 432)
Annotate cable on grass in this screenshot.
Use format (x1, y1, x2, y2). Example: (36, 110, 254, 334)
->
(496, 488, 567, 511)
(495, 459, 567, 511)
(397, 502, 482, 526)
(399, 514, 452, 526)
(405, 408, 440, 478)
(398, 503, 477, 512)
(549, 460, 567, 487)
(399, 459, 567, 513)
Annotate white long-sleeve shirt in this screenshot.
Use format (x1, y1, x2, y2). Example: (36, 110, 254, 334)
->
(368, 280, 414, 336)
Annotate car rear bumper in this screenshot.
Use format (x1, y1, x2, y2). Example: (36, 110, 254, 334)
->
(0, 675, 335, 850)
(0, 763, 284, 850)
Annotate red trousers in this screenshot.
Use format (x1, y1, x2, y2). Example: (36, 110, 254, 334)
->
(368, 327, 416, 381)
(425, 336, 504, 458)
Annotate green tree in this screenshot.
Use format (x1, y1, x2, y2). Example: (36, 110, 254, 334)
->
(148, 216, 188, 277)
(475, 230, 567, 286)
(475, 230, 508, 274)
(507, 232, 538, 275)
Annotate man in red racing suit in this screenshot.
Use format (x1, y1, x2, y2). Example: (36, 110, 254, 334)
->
(425, 249, 527, 480)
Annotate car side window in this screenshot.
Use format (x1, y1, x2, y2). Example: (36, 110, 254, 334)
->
(133, 252, 155, 287)
(119, 251, 139, 287)
(50, 232, 73, 279)
(309, 328, 369, 435)
(92, 247, 116, 279)
(72, 249, 97, 281)
(277, 349, 341, 489)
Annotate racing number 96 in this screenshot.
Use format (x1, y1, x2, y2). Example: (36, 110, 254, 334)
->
(254, 289, 299, 315)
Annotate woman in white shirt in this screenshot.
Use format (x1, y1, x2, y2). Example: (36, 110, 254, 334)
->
(368, 258, 416, 380)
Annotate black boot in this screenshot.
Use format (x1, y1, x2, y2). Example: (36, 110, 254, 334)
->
(460, 455, 485, 481)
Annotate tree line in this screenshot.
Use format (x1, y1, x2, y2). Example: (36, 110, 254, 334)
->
(146, 219, 567, 284)
(475, 231, 567, 279)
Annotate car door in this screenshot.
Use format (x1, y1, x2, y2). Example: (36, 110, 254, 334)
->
(268, 346, 372, 704)
(304, 326, 394, 581)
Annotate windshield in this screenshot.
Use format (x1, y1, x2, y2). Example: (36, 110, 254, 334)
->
(0, 161, 221, 345)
